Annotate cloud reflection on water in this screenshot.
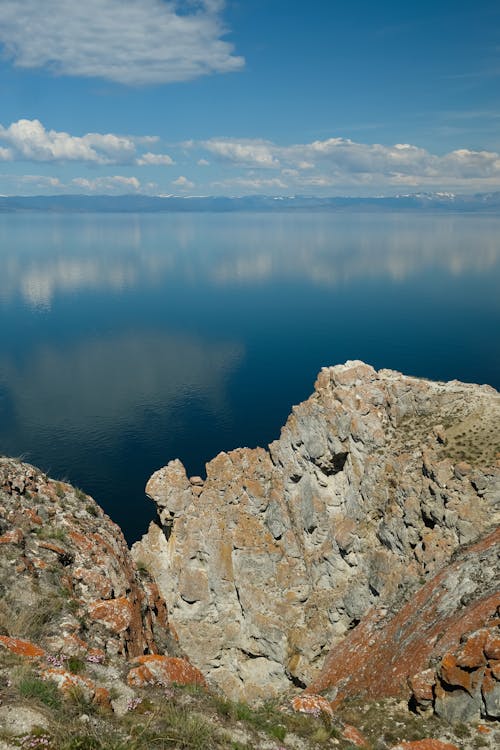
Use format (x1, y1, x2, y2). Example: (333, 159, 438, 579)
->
(0, 331, 243, 445)
(0, 213, 499, 309)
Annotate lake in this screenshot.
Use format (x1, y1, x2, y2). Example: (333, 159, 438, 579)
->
(1, 211, 499, 542)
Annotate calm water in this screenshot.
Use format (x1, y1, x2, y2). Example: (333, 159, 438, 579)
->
(1, 211, 499, 542)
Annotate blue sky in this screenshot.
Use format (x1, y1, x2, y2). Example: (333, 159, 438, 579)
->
(0, 0, 499, 196)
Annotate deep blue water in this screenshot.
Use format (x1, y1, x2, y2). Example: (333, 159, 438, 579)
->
(0, 211, 499, 542)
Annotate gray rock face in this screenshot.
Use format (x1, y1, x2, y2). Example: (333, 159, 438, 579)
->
(133, 361, 500, 701)
(0, 705, 49, 735)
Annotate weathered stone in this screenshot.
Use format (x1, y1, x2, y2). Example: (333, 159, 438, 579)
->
(409, 669, 435, 704)
(0, 636, 45, 659)
(290, 694, 334, 719)
(307, 528, 500, 709)
(0, 528, 24, 545)
(135, 361, 500, 701)
(42, 667, 97, 701)
(0, 456, 176, 719)
(146, 459, 194, 523)
(342, 724, 369, 747)
(455, 628, 489, 669)
(434, 681, 482, 723)
(482, 668, 500, 718)
(0, 705, 49, 734)
(127, 655, 206, 688)
(88, 597, 133, 633)
(485, 632, 500, 661)
(440, 653, 476, 693)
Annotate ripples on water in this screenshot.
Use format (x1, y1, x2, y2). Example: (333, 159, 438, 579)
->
(0, 211, 499, 541)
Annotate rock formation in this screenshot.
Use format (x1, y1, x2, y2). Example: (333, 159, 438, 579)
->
(308, 526, 500, 715)
(0, 457, 173, 662)
(0, 457, 199, 717)
(133, 361, 500, 702)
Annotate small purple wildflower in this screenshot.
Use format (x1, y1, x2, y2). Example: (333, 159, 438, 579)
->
(46, 654, 67, 668)
(20, 734, 51, 748)
(126, 696, 143, 712)
(86, 653, 105, 664)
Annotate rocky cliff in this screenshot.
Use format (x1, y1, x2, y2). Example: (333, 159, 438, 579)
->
(133, 361, 500, 703)
(4, 456, 483, 750)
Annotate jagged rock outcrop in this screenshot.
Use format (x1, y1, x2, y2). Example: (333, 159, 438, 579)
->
(409, 599, 500, 722)
(0, 457, 198, 718)
(4, 450, 497, 749)
(307, 527, 500, 710)
(133, 360, 500, 702)
(0, 457, 174, 661)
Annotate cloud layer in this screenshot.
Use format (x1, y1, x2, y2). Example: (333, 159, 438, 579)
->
(194, 138, 500, 187)
(2, 118, 500, 195)
(0, 0, 243, 85)
(194, 136, 500, 192)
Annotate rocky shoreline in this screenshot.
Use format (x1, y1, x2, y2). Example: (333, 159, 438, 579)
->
(0, 361, 499, 749)
(133, 361, 500, 703)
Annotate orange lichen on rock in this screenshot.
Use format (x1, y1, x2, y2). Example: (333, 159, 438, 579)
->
(31, 557, 49, 570)
(37, 541, 68, 557)
(68, 530, 94, 553)
(454, 628, 489, 668)
(127, 655, 206, 689)
(0, 635, 45, 658)
(342, 724, 368, 747)
(290, 694, 334, 719)
(74, 567, 113, 599)
(484, 632, 500, 660)
(88, 596, 132, 633)
(42, 667, 97, 701)
(489, 659, 500, 679)
(127, 663, 152, 687)
(408, 669, 435, 702)
(307, 527, 500, 706)
(439, 653, 475, 693)
(0, 528, 24, 545)
(410, 616, 500, 720)
(477, 724, 491, 734)
(24, 507, 43, 526)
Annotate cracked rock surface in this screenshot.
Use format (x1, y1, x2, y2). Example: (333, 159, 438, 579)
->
(133, 360, 500, 702)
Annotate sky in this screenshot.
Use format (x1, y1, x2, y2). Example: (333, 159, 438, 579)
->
(0, 0, 499, 197)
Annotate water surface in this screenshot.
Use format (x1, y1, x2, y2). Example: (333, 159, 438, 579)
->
(1, 211, 499, 541)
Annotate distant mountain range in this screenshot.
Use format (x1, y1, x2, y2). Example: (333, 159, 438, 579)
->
(1, 191, 500, 213)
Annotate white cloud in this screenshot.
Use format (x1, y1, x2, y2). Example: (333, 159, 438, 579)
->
(213, 177, 288, 191)
(23, 175, 62, 186)
(3, 121, 500, 195)
(136, 152, 174, 166)
(173, 175, 195, 190)
(0, 119, 137, 164)
(192, 135, 500, 191)
(71, 176, 141, 193)
(0, 0, 244, 85)
(198, 139, 280, 167)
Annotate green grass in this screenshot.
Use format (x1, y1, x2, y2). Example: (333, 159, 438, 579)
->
(19, 674, 62, 709)
(33, 526, 68, 543)
(0, 591, 66, 641)
(66, 656, 86, 675)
